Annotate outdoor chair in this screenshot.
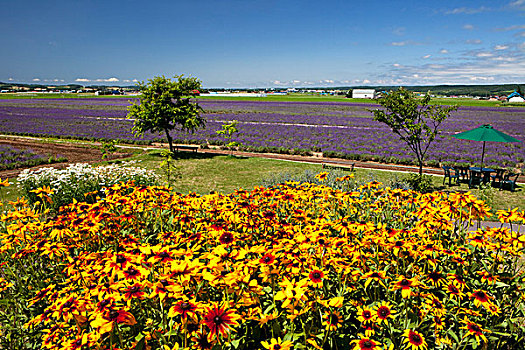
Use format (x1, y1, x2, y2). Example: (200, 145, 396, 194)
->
(490, 169, 506, 187)
(469, 169, 483, 188)
(457, 166, 470, 182)
(442, 166, 460, 186)
(499, 172, 520, 192)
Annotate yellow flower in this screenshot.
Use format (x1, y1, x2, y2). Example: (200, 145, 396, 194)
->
(402, 329, 428, 350)
(261, 337, 293, 350)
(315, 172, 329, 182)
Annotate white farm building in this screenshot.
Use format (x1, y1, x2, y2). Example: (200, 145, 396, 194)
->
(507, 91, 524, 103)
(352, 89, 376, 99)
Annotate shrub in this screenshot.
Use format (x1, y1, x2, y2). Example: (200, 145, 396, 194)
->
(405, 173, 435, 193)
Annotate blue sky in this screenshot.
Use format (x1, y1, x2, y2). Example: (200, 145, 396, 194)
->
(1, 0, 524, 87)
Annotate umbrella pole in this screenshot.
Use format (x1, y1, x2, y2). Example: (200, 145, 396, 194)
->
(481, 141, 486, 170)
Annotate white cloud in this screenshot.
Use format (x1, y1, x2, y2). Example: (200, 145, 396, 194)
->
(362, 79, 371, 84)
(8, 77, 14, 81)
(445, 6, 491, 14)
(494, 45, 509, 50)
(423, 54, 431, 59)
(32, 78, 40, 82)
(509, 0, 525, 9)
(492, 56, 516, 62)
(391, 41, 407, 46)
(440, 49, 449, 54)
(132, 79, 138, 83)
(75, 78, 91, 82)
(272, 80, 283, 85)
(323, 79, 334, 83)
(392, 63, 402, 67)
(476, 52, 493, 57)
(94, 77, 119, 83)
(466, 39, 482, 44)
(463, 24, 474, 30)
(496, 24, 525, 31)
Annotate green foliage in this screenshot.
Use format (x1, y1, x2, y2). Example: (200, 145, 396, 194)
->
(127, 75, 205, 153)
(405, 173, 435, 193)
(159, 150, 181, 186)
(371, 88, 457, 175)
(216, 120, 241, 156)
(100, 139, 118, 159)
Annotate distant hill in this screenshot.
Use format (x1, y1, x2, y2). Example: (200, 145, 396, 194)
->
(0, 81, 522, 97)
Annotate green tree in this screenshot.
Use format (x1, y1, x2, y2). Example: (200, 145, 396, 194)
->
(127, 75, 205, 153)
(371, 88, 457, 176)
(216, 120, 241, 156)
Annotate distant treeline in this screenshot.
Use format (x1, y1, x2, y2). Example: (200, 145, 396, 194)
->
(1, 81, 523, 97)
(350, 84, 523, 97)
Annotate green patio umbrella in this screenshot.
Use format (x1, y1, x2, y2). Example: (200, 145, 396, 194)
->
(451, 124, 522, 169)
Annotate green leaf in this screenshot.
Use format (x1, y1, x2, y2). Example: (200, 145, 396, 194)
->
(134, 335, 146, 350)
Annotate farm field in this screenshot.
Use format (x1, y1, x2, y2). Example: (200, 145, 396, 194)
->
(0, 97, 523, 170)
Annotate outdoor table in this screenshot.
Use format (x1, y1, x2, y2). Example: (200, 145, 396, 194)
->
(469, 167, 495, 184)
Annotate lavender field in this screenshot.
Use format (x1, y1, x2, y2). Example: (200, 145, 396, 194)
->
(0, 144, 51, 170)
(0, 97, 523, 168)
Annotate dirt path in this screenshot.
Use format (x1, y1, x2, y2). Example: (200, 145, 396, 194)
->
(1, 135, 523, 184)
(0, 137, 131, 179)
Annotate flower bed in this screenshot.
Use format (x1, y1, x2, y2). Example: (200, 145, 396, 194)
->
(0, 144, 64, 170)
(0, 179, 524, 349)
(16, 162, 160, 211)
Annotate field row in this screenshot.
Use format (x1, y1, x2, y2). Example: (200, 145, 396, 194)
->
(0, 98, 523, 168)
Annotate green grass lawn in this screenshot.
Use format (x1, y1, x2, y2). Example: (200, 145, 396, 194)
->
(2, 148, 523, 214)
(2, 92, 522, 108)
(198, 94, 521, 107)
(116, 149, 524, 213)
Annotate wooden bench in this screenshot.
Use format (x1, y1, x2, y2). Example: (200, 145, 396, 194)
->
(322, 163, 355, 172)
(174, 145, 199, 153)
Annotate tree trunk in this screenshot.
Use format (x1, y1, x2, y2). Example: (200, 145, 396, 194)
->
(165, 129, 174, 154)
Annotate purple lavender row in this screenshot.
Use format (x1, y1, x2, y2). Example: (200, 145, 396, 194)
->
(0, 98, 523, 168)
(0, 145, 47, 167)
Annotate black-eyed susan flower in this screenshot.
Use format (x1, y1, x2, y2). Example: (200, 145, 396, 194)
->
(259, 253, 275, 264)
(470, 290, 492, 308)
(91, 308, 137, 334)
(261, 337, 293, 350)
(202, 303, 239, 340)
(308, 269, 324, 287)
(461, 317, 490, 343)
(356, 305, 376, 324)
(392, 276, 419, 298)
(168, 300, 199, 319)
(315, 171, 329, 181)
(350, 336, 381, 350)
(362, 270, 387, 288)
(426, 270, 446, 287)
(374, 301, 395, 325)
(402, 329, 428, 350)
(323, 310, 343, 330)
